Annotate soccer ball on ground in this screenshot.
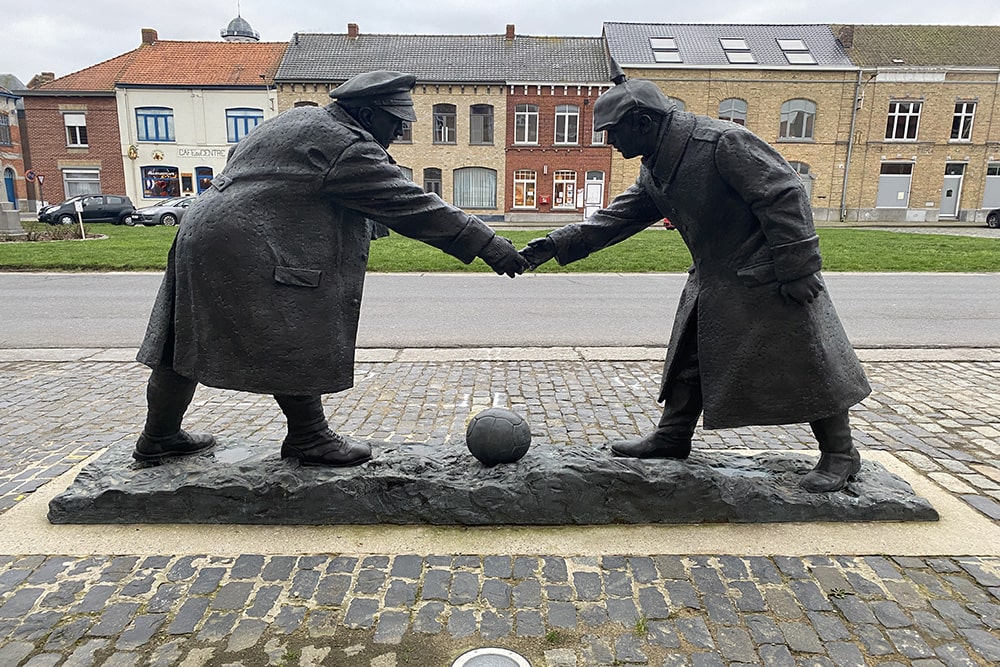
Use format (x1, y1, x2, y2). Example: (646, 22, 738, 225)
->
(465, 408, 532, 466)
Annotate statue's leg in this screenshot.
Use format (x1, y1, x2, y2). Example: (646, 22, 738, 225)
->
(799, 411, 861, 493)
(133, 366, 216, 461)
(611, 379, 702, 458)
(274, 394, 372, 467)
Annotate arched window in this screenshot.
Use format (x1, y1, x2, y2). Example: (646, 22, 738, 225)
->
(779, 99, 816, 140)
(470, 105, 494, 144)
(718, 98, 747, 125)
(454, 167, 497, 209)
(293, 100, 318, 107)
(397, 165, 414, 181)
(788, 161, 813, 200)
(423, 168, 442, 196)
(433, 105, 456, 144)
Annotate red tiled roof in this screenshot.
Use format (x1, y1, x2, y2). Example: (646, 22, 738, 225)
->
(35, 40, 288, 91)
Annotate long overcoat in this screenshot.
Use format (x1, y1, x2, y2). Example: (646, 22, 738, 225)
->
(137, 104, 494, 395)
(548, 110, 870, 429)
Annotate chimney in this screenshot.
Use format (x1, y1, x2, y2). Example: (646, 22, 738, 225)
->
(28, 72, 55, 89)
(836, 25, 854, 49)
(505, 24, 515, 41)
(141, 28, 158, 45)
(348, 23, 359, 39)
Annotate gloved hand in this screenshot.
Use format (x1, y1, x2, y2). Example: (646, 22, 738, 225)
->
(779, 272, 825, 305)
(479, 235, 529, 278)
(519, 237, 557, 271)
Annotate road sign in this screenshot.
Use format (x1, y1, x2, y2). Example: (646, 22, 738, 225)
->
(24, 169, 36, 182)
(36, 174, 45, 185)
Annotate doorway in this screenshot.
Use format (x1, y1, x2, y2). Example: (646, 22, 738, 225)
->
(939, 163, 965, 218)
(3, 168, 16, 210)
(584, 171, 604, 218)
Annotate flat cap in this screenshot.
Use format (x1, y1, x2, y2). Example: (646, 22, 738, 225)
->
(593, 79, 674, 131)
(330, 70, 418, 122)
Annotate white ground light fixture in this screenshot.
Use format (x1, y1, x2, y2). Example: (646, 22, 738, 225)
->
(451, 647, 532, 667)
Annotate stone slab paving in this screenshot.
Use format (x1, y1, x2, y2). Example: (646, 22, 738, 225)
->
(0, 352, 998, 666)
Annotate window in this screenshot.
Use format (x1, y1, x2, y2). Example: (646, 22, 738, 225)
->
(423, 168, 442, 196)
(62, 169, 101, 197)
(136, 107, 175, 142)
(668, 97, 686, 111)
(63, 113, 88, 146)
(293, 100, 318, 107)
(876, 163, 913, 208)
(514, 104, 538, 144)
(777, 38, 817, 65)
(719, 98, 747, 125)
(433, 104, 456, 144)
(885, 101, 921, 141)
(470, 105, 494, 144)
(650, 37, 682, 63)
(398, 121, 412, 143)
(513, 169, 536, 208)
(951, 102, 976, 142)
(142, 166, 180, 198)
(779, 99, 816, 140)
(195, 166, 214, 194)
(398, 165, 413, 181)
(226, 108, 264, 143)
(0, 113, 11, 145)
(553, 170, 577, 209)
(789, 161, 813, 200)
(554, 105, 580, 145)
(454, 167, 497, 209)
(720, 38, 756, 64)
(591, 114, 605, 146)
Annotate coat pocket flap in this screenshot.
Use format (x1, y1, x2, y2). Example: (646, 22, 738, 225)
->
(211, 174, 232, 191)
(274, 266, 322, 288)
(736, 261, 776, 286)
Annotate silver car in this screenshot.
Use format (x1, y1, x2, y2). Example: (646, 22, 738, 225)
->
(131, 196, 196, 226)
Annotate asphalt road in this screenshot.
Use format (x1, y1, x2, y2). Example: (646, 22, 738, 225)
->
(1, 272, 998, 349)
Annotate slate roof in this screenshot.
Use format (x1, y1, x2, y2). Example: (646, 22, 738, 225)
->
(24, 41, 288, 93)
(0, 74, 26, 92)
(831, 24, 1000, 68)
(603, 23, 854, 68)
(275, 33, 611, 84)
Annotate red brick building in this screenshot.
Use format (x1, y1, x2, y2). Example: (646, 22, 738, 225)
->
(505, 83, 613, 223)
(19, 61, 128, 206)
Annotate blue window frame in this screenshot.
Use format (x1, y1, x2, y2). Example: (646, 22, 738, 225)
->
(136, 107, 175, 142)
(226, 108, 264, 143)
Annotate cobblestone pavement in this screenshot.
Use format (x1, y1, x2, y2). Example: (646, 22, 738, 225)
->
(0, 352, 998, 666)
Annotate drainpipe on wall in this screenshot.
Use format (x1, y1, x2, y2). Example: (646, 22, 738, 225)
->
(840, 69, 864, 222)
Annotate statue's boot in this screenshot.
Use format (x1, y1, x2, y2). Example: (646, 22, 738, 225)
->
(611, 381, 701, 459)
(134, 366, 216, 462)
(275, 394, 371, 467)
(799, 412, 861, 493)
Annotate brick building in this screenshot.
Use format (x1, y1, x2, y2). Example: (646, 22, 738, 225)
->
(603, 23, 858, 222)
(833, 24, 1000, 224)
(1, 85, 27, 210)
(275, 24, 612, 224)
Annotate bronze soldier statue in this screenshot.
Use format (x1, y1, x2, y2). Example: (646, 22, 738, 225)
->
(521, 77, 870, 493)
(135, 70, 527, 467)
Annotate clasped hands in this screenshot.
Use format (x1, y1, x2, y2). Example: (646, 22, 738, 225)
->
(479, 235, 555, 277)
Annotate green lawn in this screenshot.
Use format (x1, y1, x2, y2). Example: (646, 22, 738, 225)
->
(1, 222, 997, 272)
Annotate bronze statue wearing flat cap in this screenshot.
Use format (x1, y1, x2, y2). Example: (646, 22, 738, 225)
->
(133, 69, 527, 468)
(521, 75, 871, 494)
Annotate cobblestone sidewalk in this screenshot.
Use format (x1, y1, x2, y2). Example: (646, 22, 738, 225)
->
(0, 353, 998, 666)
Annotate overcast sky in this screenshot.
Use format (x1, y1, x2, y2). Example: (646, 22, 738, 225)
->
(5, 0, 1000, 85)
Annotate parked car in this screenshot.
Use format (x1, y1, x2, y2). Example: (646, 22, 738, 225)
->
(39, 194, 135, 225)
(987, 208, 999, 229)
(131, 196, 196, 226)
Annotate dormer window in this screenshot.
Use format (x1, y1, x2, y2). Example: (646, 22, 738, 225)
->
(650, 37, 682, 63)
(777, 38, 817, 65)
(720, 38, 756, 64)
